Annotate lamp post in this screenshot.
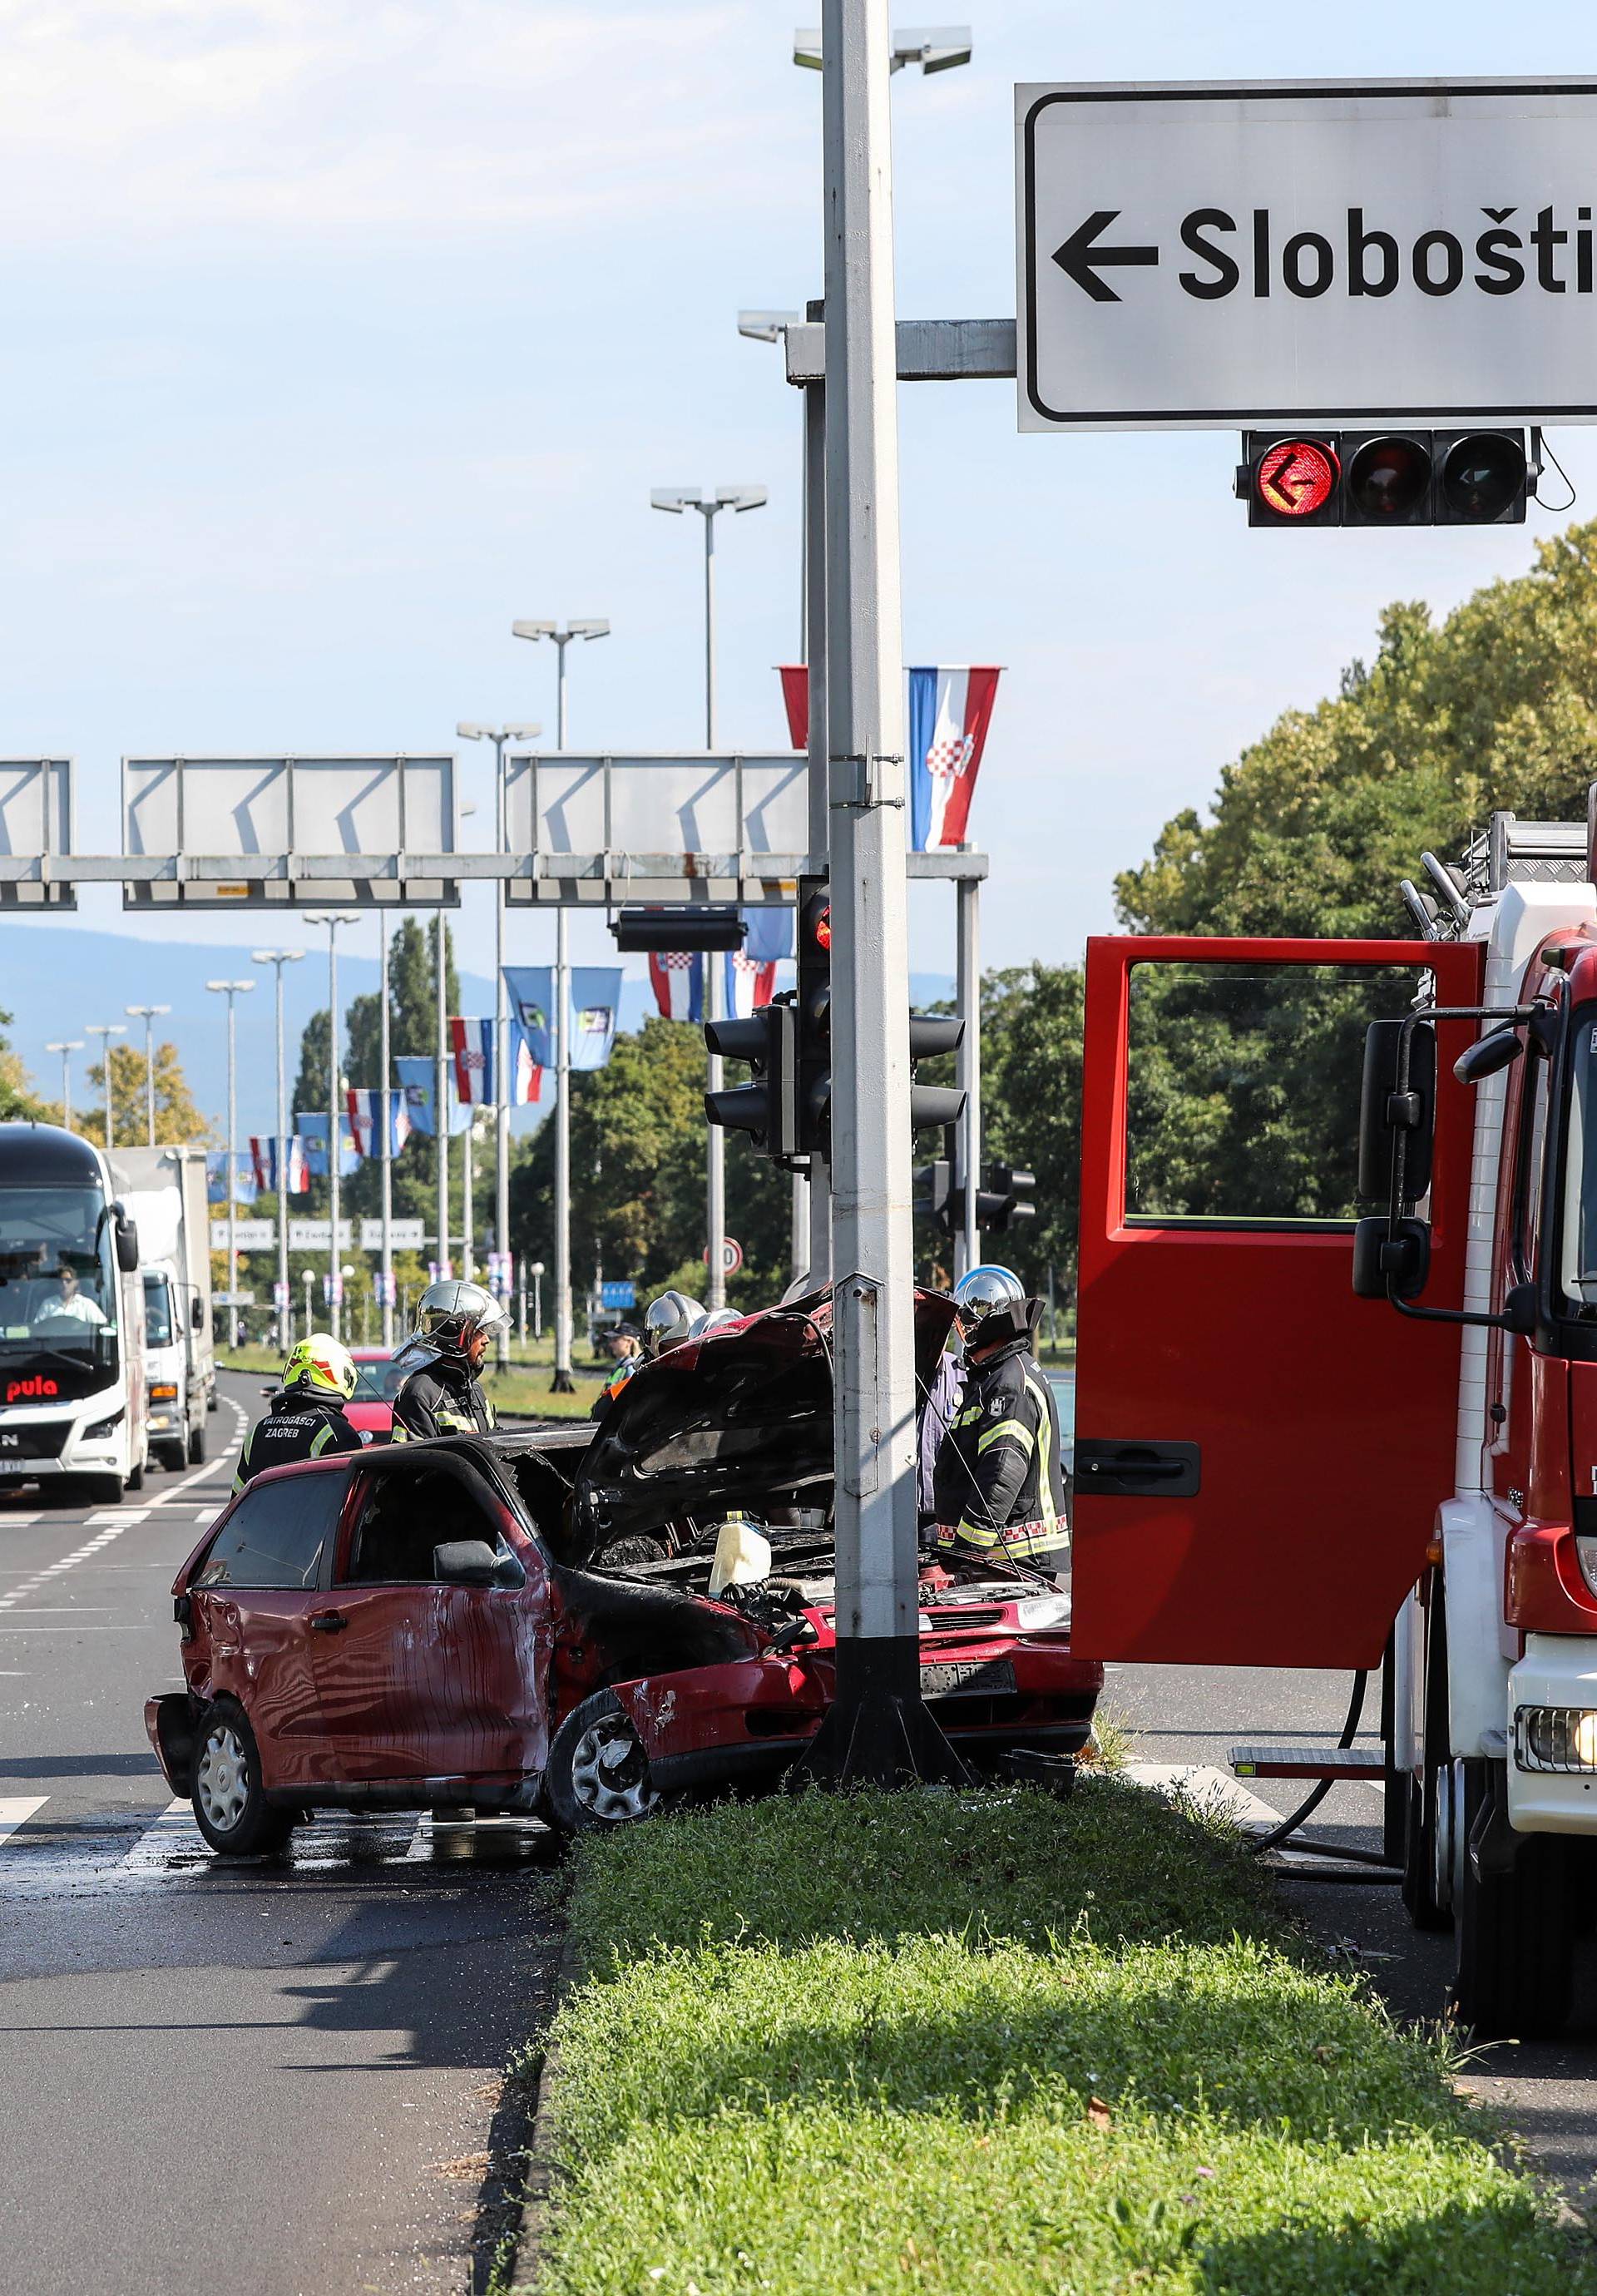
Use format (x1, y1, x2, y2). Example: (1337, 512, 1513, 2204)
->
(252, 948, 304, 1349)
(46, 1041, 82, 1133)
(791, 22, 972, 70)
(457, 720, 541, 1368)
(650, 487, 768, 1310)
(511, 618, 610, 1393)
(320, 916, 358, 1341)
(204, 982, 255, 1350)
(123, 1005, 171, 1146)
(85, 1024, 126, 1153)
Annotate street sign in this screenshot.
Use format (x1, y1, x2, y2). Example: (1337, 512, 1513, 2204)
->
(213, 1289, 256, 1309)
(702, 1237, 744, 1275)
(289, 1219, 353, 1251)
(359, 1217, 426, 1250)
(600, 1279, 636, 1310)
(1017, 78, 1597, 432)
(210, 1219, 276, 1252)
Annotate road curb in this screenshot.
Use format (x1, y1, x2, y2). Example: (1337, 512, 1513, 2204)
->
(480, 1927, 586, 2294)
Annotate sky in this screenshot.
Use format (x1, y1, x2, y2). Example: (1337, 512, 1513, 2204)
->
(0, 0, 1595, 1116)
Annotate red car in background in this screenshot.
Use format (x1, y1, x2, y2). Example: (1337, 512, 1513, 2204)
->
(346, 1348, 406, 1437)
(146, 1290, 1101, 1853)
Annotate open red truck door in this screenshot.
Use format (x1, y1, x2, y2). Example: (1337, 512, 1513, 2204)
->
(1070, 935, 1484, 1668)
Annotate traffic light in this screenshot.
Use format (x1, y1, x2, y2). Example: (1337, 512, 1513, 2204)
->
(1239, 429, 1532, 527)
(913, 1159, 952, 1225)
(907, 1016, 965, 1132)
(982, 1163, 1036, 1234)
(795, 876, 832, 1157)
(704, 999, 798, 1162)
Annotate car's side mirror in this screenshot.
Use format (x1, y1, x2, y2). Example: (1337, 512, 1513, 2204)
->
(1358, 1018, 1436, 1210)
(116, 1216, 139, 1274)
(1454, 1025, 1523, 1085)
(434, 1537, 520, 1588)
(1501, 1282, 1538, 1338)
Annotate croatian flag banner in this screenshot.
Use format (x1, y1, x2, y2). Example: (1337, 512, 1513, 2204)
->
(343, 1089, 412, 1159)
(448, 1018, 495, 1107)
(724, 950, 777, 1019)
(650, 950, 703, 1022)
(249, 1136, 309, 1195)
(907, 665, 1001, 851)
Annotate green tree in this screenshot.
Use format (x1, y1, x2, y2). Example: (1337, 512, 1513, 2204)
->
(82, 1040, 210, 1149)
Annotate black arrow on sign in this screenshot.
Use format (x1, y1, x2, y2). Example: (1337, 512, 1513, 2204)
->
(1051, 210, 1159, 302)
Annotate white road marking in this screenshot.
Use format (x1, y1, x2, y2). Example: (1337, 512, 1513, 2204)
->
(1122, 1761, 1286, 1832)
(121, 1798, 202, 1868)
(0, 1797, 45, 1844)
(0, 1521, 141, 1615)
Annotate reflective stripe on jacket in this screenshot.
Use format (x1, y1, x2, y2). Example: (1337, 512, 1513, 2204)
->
(232, 1395, 362, 1492)
(930, 1336, 1066, 1565)
(391, 1360, 497, 1442)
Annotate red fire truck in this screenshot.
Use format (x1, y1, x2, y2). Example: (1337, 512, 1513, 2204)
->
(1070, 802, 1597, 2036)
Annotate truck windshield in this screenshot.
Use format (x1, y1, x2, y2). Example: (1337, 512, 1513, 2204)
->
(0, 1186, 118, 1360)
(143, 1272, 175, 1348)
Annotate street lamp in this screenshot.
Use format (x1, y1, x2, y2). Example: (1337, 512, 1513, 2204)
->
(511, 620, 611, 1395)
(648, 488, 767, 749)
(457, 720, 542, 1372)
(252, 948, 304, 1348)
(650, 487, 769, 1313)
(320, 917, 358, 1342)
(792, 23, 972, 71)
(46, 1041, 82, 1133)
(124, 1005, 171, 1147)
(84, 1025, 126, 1154)
(204, 982, 255, 1350)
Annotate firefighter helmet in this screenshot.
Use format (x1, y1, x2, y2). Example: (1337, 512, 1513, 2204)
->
(952, 1264, 1026, 1332)
(412, 1277, 508, 1362)
(282, 1333, 358, 1401)
(643, 1289, 705, 1358)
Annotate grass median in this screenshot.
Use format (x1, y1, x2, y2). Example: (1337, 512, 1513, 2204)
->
(519, 1779, 1591, 2295)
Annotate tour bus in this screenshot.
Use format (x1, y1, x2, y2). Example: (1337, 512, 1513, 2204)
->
(0, 1123, 149, 1503)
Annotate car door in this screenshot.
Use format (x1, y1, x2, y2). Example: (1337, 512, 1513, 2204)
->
(1070, 934, 1483, 1668)
(188, 1465, 354, 1789)
(307, 1456, 551, 1784)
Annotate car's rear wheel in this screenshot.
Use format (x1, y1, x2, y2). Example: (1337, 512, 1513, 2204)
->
(190, 1704, 295, 1858)
(544, 1690, 662, 1834)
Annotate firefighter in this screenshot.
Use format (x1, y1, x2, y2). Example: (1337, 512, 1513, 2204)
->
(640, 1289, 705, 1359)
(590, 1321, 644, 1422)
(232, 1334, 363, 1492)
(391, 1278, 507, 1441)
(931, 1264, 1068, 1575)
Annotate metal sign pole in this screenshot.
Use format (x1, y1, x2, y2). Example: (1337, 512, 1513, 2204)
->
(379, 921, 394, 1348)
(706, 950, 726, 1310)
(799, 0, 965, 1787)
(803, 346, 832, 1286)
(276, 962, 291, 1343)
(435, 918, 449, 1279)
(493, 735, 512, 1368)
(955, 875, 981, 1279)
(328, 923, 342, 1341)
(552, 646, 575, 1393)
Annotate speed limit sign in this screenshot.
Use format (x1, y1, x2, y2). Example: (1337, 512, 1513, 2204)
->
(703, 1236, 744, 1275)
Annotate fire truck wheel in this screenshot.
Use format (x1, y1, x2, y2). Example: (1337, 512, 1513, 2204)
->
(1401, 1586, 1453, 1931)
(1449, 1761, 1575, 2041)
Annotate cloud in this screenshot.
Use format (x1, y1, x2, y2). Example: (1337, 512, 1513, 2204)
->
(0, 1, 799, 240)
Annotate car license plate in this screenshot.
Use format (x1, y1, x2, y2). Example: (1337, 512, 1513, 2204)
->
(920, 1658, 1016, 1699)
(0, 1459, 43, 1475)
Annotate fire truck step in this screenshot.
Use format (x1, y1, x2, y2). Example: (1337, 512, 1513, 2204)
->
(1229, 1743, 1391, 1782)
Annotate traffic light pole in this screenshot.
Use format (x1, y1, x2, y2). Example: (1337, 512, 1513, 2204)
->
(705, 952, 727, 1309)
(797, 0, 967, 1790)
(954, 875, 981, 1279)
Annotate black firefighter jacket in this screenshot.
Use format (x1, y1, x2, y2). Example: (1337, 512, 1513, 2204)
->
(931, 1335, 1068, 1566)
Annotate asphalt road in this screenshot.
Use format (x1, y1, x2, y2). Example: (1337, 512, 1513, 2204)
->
(0, 1372, 563, 2296)
(1113, 1656, 1597, 2209)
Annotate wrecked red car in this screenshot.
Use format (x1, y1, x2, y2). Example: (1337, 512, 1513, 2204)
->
(146, 1290, 1102, 1853)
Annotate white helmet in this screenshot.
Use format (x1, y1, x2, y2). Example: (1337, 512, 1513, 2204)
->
(643, 1289, 705, 1358)
(952, 1264, 1026, 1332)
(688, 1307, 741, 1340)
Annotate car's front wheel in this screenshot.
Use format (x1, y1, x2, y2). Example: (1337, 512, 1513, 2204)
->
(544, 1690, 662, 1834)
(190, 1704, 295, 1858)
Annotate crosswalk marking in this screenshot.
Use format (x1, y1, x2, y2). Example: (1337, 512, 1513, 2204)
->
(0, 1797, 46, 1844)
(121, 1797, 204, 1868)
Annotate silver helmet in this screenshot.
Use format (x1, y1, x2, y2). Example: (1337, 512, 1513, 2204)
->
(952, 1264, 1026, 1333)
(412, 1276, 508, 1362)
(687, 1307, 741, 1340)
(643, 1289, 705, 1357)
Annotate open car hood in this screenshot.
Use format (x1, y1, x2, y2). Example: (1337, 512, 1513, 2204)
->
(568, 1284, 957, 1554)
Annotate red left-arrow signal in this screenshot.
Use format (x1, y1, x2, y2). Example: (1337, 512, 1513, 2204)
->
(1051, 210, 1159, 303)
